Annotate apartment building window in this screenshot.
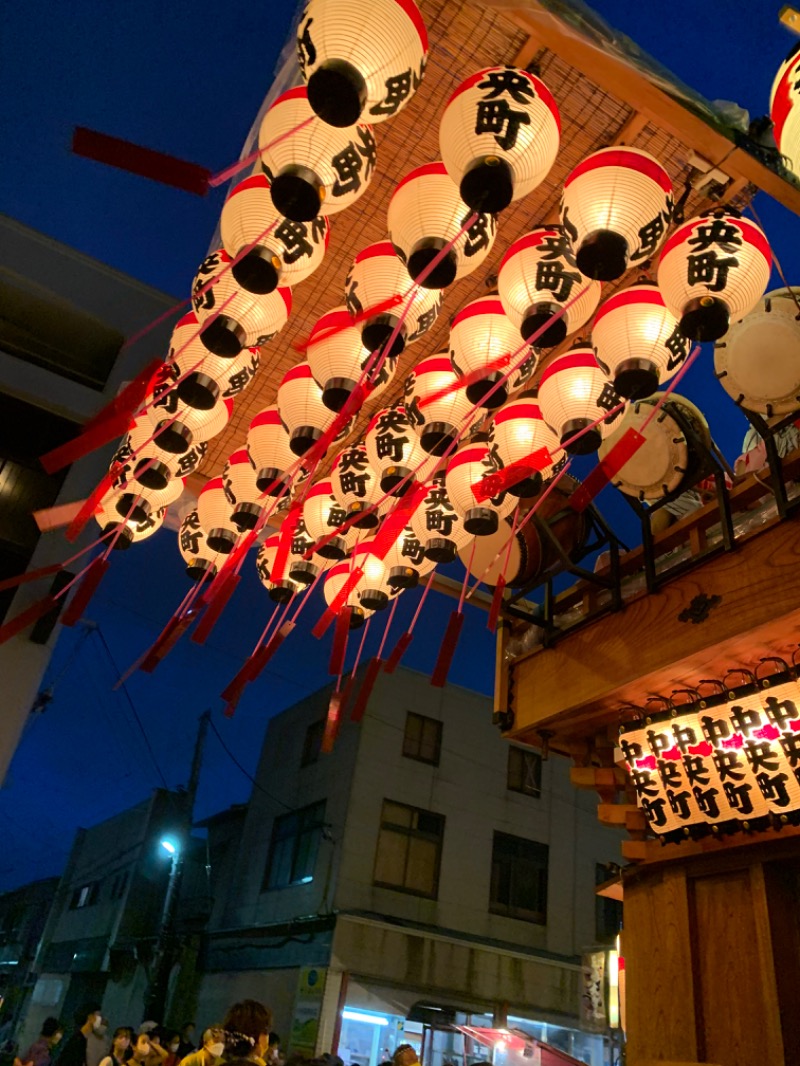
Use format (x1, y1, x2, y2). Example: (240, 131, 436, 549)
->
(402, 712, 442, 766)
(489, 832, 548, 924)
(373, 800, 444, 899)
(263, 800, 326, 890)
(595, 863, 623, 942)
(301, 719, 325, 766)
(69, 882, 99, 910)
(507, 746, 542, 797)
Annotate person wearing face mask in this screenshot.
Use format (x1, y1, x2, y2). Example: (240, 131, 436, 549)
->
(98, 1028, 134, 1066)
(177, 1028, 225, 1066)
(57, 1007, 104, 1066)
(129, 1036, 156, 1066)
(86, 1018, 109, 1066)
(162, 1034, 181, 1066)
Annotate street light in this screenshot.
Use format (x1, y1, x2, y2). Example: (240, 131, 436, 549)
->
(144, 835, 183, 1021)
(160, 837, 178, 856)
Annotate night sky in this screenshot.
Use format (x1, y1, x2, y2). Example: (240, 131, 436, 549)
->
(0, 0, 796, 890)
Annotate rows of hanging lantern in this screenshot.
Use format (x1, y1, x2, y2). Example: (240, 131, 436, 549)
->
(95, 0, 776, 664)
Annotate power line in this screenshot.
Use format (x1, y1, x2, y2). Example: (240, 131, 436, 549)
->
(207, 716, 293, 812)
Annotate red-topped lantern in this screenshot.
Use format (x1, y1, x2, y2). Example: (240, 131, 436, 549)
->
(285, 516, 333, 586)
(445, 437, 515, 535)
(411, 471, 475, 563)
(498, 227, 601, 348)
(303, 479, 359, 560)
(387, 162, 496, 288)
(259, 87, 377, 221)
(440, 67, 560, 213)
(449, 295, 531, 409)
(145, 364, 234, 454)
(381, 525, 435, 589)
(592, 281, 690, 399)
(560, 147, 673, 281)
(95, 494, 166, 551)
(108, 441, 184, 524)
(256, 533, 303, 603)
(222, 449, 269, 531)
(179, 510, 226, 582)
(365, 403, 432, 494)
(404, 354, 476, 456)
(539, 348, 625, 454)
(191, 250, 291, 357)
(246, 406, 297, 496)
(197, 476, 241, 554)
(657, 210, 772, 342)
(489, 396, 563, 497)
(307, 306, 396, 411)
(331, 442, 384, 528)
(115, 415, 207, 493)
(169, 311, 259, 411)
(220, 174, 329, 294)
(324, 561, 371, 627)
(351, 540, 391, 611)
(297, 0, 427, 127)
(770, 44, 800, 181)
(278, 362, 341, 455)
(344, 241, 442, 357)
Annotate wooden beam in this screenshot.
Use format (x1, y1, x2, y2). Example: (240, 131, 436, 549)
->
(570, 766, 627, 790)
(622, 820, 800, 865)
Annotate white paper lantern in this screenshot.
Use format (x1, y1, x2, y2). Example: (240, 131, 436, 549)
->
(145, 363, 234, 454)
(303, 479, 359, 560)
(410, 470, 474, 563)
(404, 354, 476, 456)
(220, 174, 330, 293)
(108, 441, 185, 524)
(592, 281, 690, 399)
(380, 524, 435, 589)
(284, 515, 333, 586)
(256, 533, 303, 603)
(387, 162, 497, 289)
(324, 560, 371, 627)
(351, 539, 390, 611)
(95, 495, 166, 551)
(179, 510, 226, 581)
(197, 476, 241, 554)
(344, 240, 442, 356)
(770, 44, 800, 181)
(112, 415, 207, 493)
(307, 306, 397, 411)
(297, 0, 427, 127)
(191, 248, 291, 357)
(331, 442, 384, 527)
(278, 362, 341, 456)
(658, 210, 772, 342)
(560, 147, 674, 281)
(221, 449, 269, 531)
(498, 227, 601, 349)
(365, 402, 432, 494)
(449, 295, 531, 409)
(246, 406, 297, 496)
(440, 66, 560, 213)
(259, 87, 377, 221)
(445, 437, 515, 535)
(168, 311, 260, 410)
(489, 396, 563, 497)
(538, 347, 625, 454)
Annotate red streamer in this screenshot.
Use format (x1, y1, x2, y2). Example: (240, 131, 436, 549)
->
(72, 127, 211, 195)
(569, 428, 647, 512)
(351, 656, 383, 722)
(321, 689, 343, 753)
(430, 611, 465, 688)
(270, 504, 302, 585)
(192, 574, 240, 646)
(0, 595, 59, 646)
(488, 575, 506, 635)
(472, 447, 553, 502)
(60, 558, 110, 627)
(329, 605, 352, 676)
(140, 615, 195, 673)
(384, 631, 413, 674)
(312, 567, 363, 639)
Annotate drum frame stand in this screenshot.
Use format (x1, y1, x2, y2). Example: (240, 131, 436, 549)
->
(741, 408, 800, 521)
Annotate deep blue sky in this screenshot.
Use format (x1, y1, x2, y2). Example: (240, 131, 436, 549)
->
(0, 0, 797, 891)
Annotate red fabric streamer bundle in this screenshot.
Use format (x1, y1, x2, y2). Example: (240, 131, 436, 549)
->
(471, 447, 553, 502)
(568, 428, 646, 512)
(270, 505, 302, 584)
(0, 595, 59, 646)
(192, 574, 241, 645)
(60, 558, 110, 628)
(321, 690, 344, 753)
(328, 606, 352, 676)
(488, 575, 506, 634)
(351, 656, 383, 721)
(384, 631, 413, 674)
(312, 567, 363, 639)
(72, 127, 212, 196)
(430, 611, 465, 687)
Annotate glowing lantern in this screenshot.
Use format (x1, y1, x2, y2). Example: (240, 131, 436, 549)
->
(179, 510, 226, 581)
(498, 227, 601, 348)
(95, 496, 166, 551)
(381, 524, 435, 589)
(657, 210, 772, 342)
(284, 516, 332, 586)
(278, 362, 341, 456)
(168, 311, 260, 410)
(489, 396, 563, 497)
(344, 241, 442, 356)
(411, 471, 474, 563)
(770, 45, 800, 181)
(445, 437, 515, 535)
(560, 147, 673, 281)
(220, 174, 329, 293)
(296, 0, 427, 127)
(197, 477, 240, 554)
(440, 67, 560, 213)
(331, 442, 384, 528)
(221, 449, 268, 531)
(246, 406, 297, 496)
(258, 87, 377, 222)
(404, 354, 476, 456)
(191, 249, 291, 357)
(256, 534, 303, 603)
(449, 295, 531, 409)
(365, 403, 432, 494)
(145, 363, 234, 454)
(303, 479, 359, 560)
(108, 442, 184, 523)
(387, 162, 496, 288)
(592, 281, 690, 399)
(324, 560, 371, 627)
(351, 540, 390, 611)
(112, 416, 207, 493)
(538, 347, 625, 454)
(307, 306, 396, 411)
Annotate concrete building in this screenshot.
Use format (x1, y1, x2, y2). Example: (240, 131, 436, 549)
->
(0, 877, 59, 1030)
(197, 668, 622, 1066)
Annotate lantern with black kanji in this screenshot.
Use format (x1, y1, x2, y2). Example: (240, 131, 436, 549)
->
(498, 227, 601, 348)
(191, 250, 291, 357)
(381, 524, 435, 589)
(108, 441, 185, 524)
(222, 449, 269, 531)
(560, 147, 673, 281)
(351, 540, 390, 611)
(179, 510, 226, 581)
(538, 348, 625, 454)
(145, 364, 234, 454)
(286, 515, 333, 586)
(770, 44, 800, 181)
(440, 66, 560, 213)
(411, 471, 474, 563)
(296, 0, 427, 127)
(197, 476, 241, 554)
(657, 210, 772, 341)
(259, 87, 377, 221)
(445, 436, 515, 535)
(488, 395, 563, 497)
(344, 241, 442, 357)
(246, 406, 297, 496)
(592, 281, 690, 399)
(169, 311, 260, 410)
(220, 174, 329, 293)
(307, 306, 397, 411)
(324, 560, 371, 627)
(115, 415, 207, 493)
(404, 354, 476, 456)
(95, 495, 166, 551)
(256, 534, 303, 603)
(449, 295, 530, 409)
(277, 363, 340, 456)
(365, 403, 431, 494)
(331, 442, 384, 528)
(387, 162, 496, 288)
(303, 479, 359, 560)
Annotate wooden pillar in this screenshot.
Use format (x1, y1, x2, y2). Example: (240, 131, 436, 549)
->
(622, 840, 800, 1066)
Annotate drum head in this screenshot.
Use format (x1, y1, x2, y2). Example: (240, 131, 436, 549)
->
(458, 519, 524, 588)
(598, 395, 690, 501)
(714, 288, 800, 416)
